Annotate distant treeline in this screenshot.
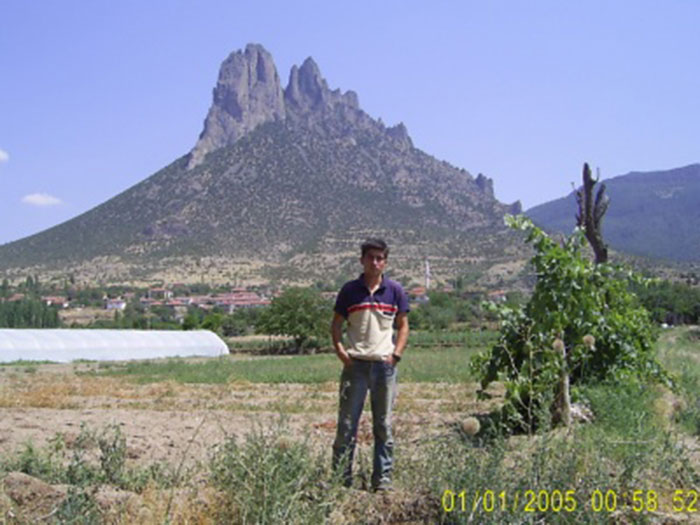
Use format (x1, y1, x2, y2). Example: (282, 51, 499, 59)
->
(2, 277, 698, 332)
(0, 299, 60, 328)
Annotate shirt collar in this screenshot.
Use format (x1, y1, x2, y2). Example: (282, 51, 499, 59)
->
(358, 273, 385, 292)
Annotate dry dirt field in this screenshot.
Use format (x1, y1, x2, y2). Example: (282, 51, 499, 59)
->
(0, 361, 497, 523)
(3, 355, 699, 524)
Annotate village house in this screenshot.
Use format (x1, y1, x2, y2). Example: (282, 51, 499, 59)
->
(105, 298, 127, 311)
(147, 288, 173, 300)
(211, 289, 270, 314)
(41, 296, 70, 308)
(487, 289, 508, 302)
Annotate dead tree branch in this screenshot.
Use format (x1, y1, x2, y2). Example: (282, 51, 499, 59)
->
(575, 163, 609, 264)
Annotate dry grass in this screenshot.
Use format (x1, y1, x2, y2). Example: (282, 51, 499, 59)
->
(0, 360, 507, 523)
(0, 375, 199, 410)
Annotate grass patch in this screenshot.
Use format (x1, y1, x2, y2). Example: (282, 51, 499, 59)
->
(410, 329, 498, 348)
(90, 345, 485, 384)
(412, 379, 698, 524)
(657, 326, 700, 436)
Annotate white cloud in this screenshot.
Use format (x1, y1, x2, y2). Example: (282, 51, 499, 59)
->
(0, 149, 8, 163)
(21, 193, 63, 206)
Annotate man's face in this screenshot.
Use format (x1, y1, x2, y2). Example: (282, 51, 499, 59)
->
(361, 248, 387, 278)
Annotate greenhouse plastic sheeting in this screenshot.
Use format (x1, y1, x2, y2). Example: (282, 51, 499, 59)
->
(0, 329, 229, 363)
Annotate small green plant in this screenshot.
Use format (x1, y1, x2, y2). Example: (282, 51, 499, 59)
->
(2, 435, 66, 482)
(54, 487, 100, 525)
(471, 216, 669, 432)
(97, 424, 127, 485)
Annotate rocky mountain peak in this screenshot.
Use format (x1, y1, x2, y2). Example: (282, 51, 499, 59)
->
(386, 122, 413, 150)
(285, 58, 325, 109)
(475, 173, 494, 197)
(188, 45, 381, 169)
(187, 44, 285, 168)
(284, 57, 360, 115)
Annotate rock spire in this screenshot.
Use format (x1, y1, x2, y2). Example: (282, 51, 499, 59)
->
(187, 44, 403, 168)
(187, 44, 285, 168)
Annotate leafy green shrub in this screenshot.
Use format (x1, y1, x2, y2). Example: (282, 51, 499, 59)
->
(471, 216, 669, 432)
(409, 292, 483, 331)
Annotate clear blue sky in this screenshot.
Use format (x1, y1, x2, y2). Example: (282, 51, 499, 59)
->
(1, 0, 698, 245)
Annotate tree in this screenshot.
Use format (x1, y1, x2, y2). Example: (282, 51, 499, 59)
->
(471, 216, 668, 433)
(182, 313, 200, 331)
(201, 312, 224, 334)
(575, 163, 609, 264)
(257, 287, 331, 353)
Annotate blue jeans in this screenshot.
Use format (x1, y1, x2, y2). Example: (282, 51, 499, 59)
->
(332, 358, 397, 488)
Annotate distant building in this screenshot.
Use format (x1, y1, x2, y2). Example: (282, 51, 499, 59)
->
(212, 290, 270, 314)
(105, 299, 127, 311)
(408, 286, 427, 297)
(140, 297, 157, 307)
(487, 290, 508, 302)
(320, 291, 337, 301)
(42, 296, 69, 308)
(148, 288, 173, 300)
(408, 286, 429, 305)
(0, 329, 228, 363)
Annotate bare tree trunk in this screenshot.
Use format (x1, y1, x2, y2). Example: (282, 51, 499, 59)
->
(575, 163, 609, 264)
(553, 342, 572, 426)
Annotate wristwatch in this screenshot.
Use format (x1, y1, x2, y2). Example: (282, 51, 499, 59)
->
(392, 353, 402, 363)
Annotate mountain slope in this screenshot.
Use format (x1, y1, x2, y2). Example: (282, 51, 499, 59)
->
(0, 44, 523, 285)
(527, 164, 700, 262)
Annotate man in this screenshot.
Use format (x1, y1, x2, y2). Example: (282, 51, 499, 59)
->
(331, 238, 410, 491)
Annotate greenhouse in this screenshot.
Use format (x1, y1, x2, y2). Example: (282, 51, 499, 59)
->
(0, 329, 228, 363)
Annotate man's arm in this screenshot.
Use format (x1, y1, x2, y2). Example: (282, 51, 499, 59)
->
(387, 312, 409, 365)
(331, 312, 353, 367)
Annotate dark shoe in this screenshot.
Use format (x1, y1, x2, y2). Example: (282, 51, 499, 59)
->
(372, 480, 393, 492)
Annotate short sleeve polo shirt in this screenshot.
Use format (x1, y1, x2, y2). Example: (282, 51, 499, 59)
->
(334, 274, 410, 361)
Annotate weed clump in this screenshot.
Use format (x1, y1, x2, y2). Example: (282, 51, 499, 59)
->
(209, 419, 341, 524)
